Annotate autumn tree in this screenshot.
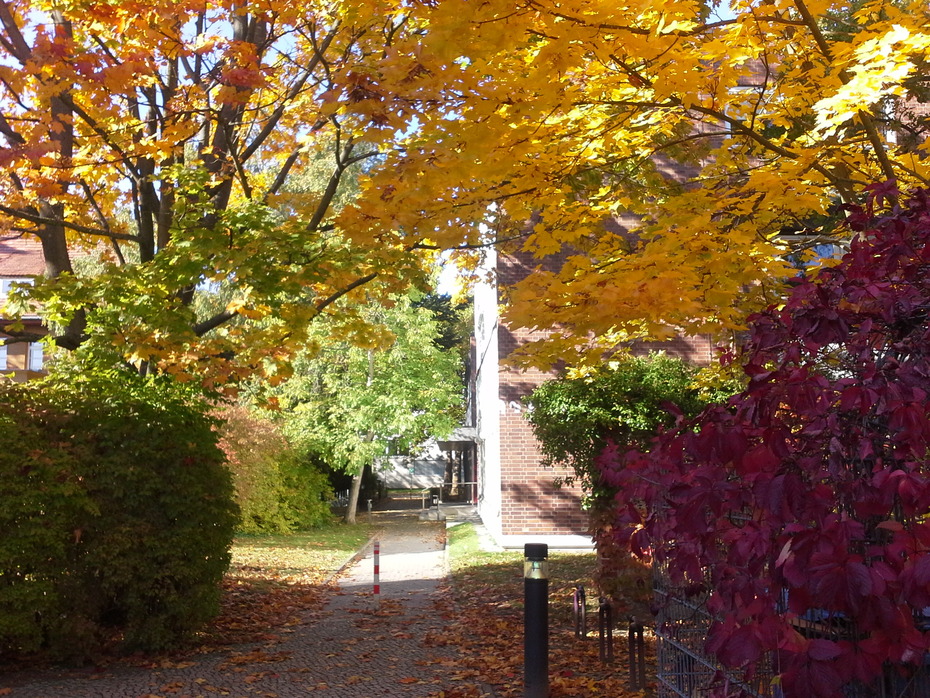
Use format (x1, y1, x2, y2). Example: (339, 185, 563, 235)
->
(217, 405, 333, 533)
(335, 0, 930, 365)
(0, 0, 451, 384)
(271, 292, 464, 524)
(3, 1, 929, 378)
(601, 184, 930, 697)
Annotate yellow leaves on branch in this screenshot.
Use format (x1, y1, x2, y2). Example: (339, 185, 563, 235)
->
(814, 24, 930, 136)
(330, 0, 930, 365)
(1, 0, 929, 378)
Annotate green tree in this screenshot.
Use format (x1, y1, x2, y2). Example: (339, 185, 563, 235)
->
(526, 353, 731, 594)
(273, 293, 464, 524)
(0, 1, 435, 387)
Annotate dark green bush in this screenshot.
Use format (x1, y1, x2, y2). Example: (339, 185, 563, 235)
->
(0, 369, 239, 660)
(527, 353, 709, 500)
(278, 449, 335, 530)
(526, 353, 718, 597)
(218, 406, 332, 533)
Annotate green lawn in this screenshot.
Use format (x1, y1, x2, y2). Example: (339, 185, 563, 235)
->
(447, 521, 599, 582)
(446, 522, 600, 623)
(230, 523, 374, 585)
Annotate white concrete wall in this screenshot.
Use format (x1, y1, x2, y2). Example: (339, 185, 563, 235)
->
(473, 247, 503, 541)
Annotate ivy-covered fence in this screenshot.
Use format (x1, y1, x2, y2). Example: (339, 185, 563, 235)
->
(655, 560, 930, 698)
(654, 562, 776, 698)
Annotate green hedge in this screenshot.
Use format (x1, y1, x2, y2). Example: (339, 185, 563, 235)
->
(219, 406, 333, 533)
(527, 353, 708, 501)
(0, 371, 239, 659)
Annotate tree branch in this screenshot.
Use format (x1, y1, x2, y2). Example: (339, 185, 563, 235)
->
(0, 327, 46, 344)
(0, 203, 139, 241)
(0, 1, 32, 63)
(315, 273, 378, 314)
(410, 232, 528, 251)
(306, 126, 354, 231)
(193, 309, 238, 337)
(264, 149, 301, 202)
(792, 0, 898, 186)
(240, 24, 340, 162)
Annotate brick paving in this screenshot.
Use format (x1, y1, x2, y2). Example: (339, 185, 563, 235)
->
(0, 505, 484, 698)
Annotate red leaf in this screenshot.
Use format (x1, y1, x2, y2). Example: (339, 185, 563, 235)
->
(807, 639, 841, 662)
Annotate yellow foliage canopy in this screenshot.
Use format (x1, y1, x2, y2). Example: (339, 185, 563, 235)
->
(339, 0, 930, 365)
(0, 0, 927, 376)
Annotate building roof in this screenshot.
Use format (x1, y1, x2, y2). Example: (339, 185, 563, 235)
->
(0, 236, 44, 277)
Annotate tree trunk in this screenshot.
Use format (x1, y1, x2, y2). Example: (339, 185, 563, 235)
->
(345, 350, 378, 525)
(344, 467, 364, 524)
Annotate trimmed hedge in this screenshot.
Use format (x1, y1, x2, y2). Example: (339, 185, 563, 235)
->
(0, 371, 239, 660)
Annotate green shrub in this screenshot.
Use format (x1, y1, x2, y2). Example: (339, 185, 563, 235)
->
(527, 353, 708, 501)
(278, 450, 335, 529)
(219, 406, 333, 533)
(0, 369, 239, 659)
(526, 353, 717, 597)
(0, 406, 95, 654)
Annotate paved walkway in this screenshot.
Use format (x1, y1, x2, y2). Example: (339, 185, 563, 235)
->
(0, 504, 489, 697)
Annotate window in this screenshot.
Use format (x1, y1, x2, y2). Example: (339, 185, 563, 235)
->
(0, 344, 6, 371)
(0, 278, 34, 297)
(27, 342, 43, 372)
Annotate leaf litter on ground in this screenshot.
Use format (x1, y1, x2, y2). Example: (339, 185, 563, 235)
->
(429, 522, 657, 697)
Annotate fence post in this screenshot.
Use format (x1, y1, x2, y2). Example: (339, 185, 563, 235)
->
(373, 539, 380, 601)
(598, 597, 614, 664)
(573, 585, 587, 639)
(628, 618, 646, 689)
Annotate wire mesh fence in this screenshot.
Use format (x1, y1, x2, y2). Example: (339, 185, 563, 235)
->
(653, 557, 930, 698)
(653, 561, 778, 698)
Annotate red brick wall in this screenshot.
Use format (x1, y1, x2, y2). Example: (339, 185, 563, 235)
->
(631, 335, 716, 365)
(497, 363, 590, 537)
(494, 251, 717, 538)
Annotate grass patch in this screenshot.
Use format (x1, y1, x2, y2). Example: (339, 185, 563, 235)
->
(446, 523, 599, 621)
(231, 523, 373, 584)
(447, 522, 520, 572)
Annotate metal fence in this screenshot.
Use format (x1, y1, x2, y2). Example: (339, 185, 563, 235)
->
(653, 559, 930, 698)
(653, 559, 778, 698)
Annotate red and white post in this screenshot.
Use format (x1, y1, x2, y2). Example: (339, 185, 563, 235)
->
(373, 540, 381, 600)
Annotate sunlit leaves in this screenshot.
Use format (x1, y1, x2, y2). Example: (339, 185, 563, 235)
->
(272, 292, 463, 481)
(2, 0, 930, 379)
(337, 0, 930, 366)
(0, 0, 443, 384)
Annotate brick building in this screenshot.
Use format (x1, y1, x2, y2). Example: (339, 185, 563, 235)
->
(467, 60, 801, 548)
(472, 243, 715, 549)
(0, 236, 47, 380)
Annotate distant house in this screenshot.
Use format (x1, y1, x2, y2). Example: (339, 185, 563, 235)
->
(379, 427, 479, 503)
(0, 236, 47, 380)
